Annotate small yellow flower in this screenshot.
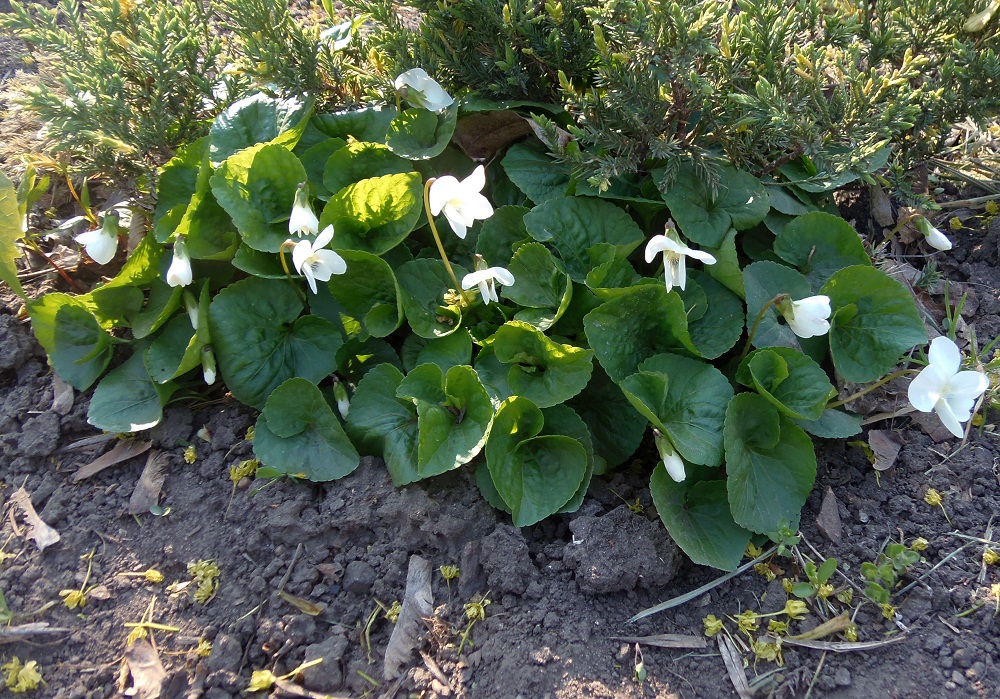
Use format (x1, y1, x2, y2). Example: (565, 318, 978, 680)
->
(986, 200, 999, 217)
(465, 598, 490, 622)
(767, 619, 789, 635)
(247, 669, 277, 692)
(183, 445, 197, 464)
(144, 569, 164, 583)
(384, 600, 402, 624)
(59, 589, 86, 610)
(910, 537, 929, 552)
(754, 563, 776, 581)
(245, 426, 255, 441)
(881, 603, 897, 620)
(735, 610, 759, 633)
(845, 624, 858, 642)
(126, 626, 148, 646)
(836, 589, 854, 605)
(783, 600, 808, 620)
(924, 488, 943, 507)
(703, 614, 724, 637)
(440, 565, 460, 581)
(781, 578, 795, 594)
(949, 217, 964, 231)
(751, 638, 783, 665)
(188, 560, 220, 604)
(229, 459, 259, 484)
(984, 549, 999, 566)
(817, 583, 834, 599)
(2, 657, 43, 693)
(745, 543, 764, 558)
(197, 640, 213, 657)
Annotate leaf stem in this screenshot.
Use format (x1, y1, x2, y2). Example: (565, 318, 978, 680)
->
(825, 368, 919, 409)
(279, 240, 309, 310)
(737, 294, 788, 363)
(423, 177, 470, 305)
(23, 238, 86, 293)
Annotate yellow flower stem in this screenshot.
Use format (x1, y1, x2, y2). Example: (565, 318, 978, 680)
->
(737, 294, 788, 363)
(825, 368, 919, 409)
(278, 240, 309, 310)
(423, 177, 471, 306)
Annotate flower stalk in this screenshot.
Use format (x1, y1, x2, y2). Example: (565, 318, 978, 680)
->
(423, 177, 470, 306)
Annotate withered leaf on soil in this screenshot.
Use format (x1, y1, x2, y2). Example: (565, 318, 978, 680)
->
(383, 555, 433, 680)
(124, 638, 166, 699)
(609, 634, 707, 650)
(72, 438, 152, 482)
(128, 450, 168, 515)
(51, 374, 74, 416)
(816, 486, 843, 544)
(868, 429, 902, 471)
(278, 591, 326, 616)
(717, 634, 752, 699)
(452, 110, 532, 161)
(10, 487, 59, 552)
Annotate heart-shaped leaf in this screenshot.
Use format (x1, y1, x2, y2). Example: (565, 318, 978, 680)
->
(319, 172, 423, 255)
(327, 250, 403, 338)
(773, 212, 871, 290)
(385, 106, 458, 160)
(736, 346, 836, 420)
(209, 92, 313, 165)
(88, 353, 173, 432)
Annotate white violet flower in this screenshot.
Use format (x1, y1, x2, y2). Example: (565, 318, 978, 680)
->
(74, 213, 120, 265)
(393, 68, 454, 113)
(428, 165, 494, 239)
(913, 216, 953, 251)
(654, 430, 686, 483)
(289, 183, 319, 238)
(908, 336, 989, 439)
(166, 237, 193, 287)
(644, 225, 716, 293)
(202, 346, 217, 386)
(461, 262, 514, 305)
(292, 225, 347, 294)
(782, 295, 832, 339)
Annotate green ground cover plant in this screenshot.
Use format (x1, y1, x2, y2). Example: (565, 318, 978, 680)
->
(0, 1, 995, 571)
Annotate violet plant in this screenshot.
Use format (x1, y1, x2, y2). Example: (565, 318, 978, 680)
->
(0, 66, 989, 570)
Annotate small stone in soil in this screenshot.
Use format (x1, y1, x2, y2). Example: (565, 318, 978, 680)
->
(342, 560, 376, 594)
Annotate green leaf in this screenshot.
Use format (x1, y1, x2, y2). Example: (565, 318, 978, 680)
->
(327, 250, 402, 337)
(401, 332, 472, 373)
(585, 257, 642, 300)
(322, 142, 412, 196)
(736, 347, 836, 421)
(210, 142, 307, 253)
(540, 405, 596, 513)
(649, 469, 751, 571)
(153, 137, 205, 243)
(397, 363, 494, 479)
(486, 321, 594, 408)
(0, 171, 26, 299)
(345, 364, 419, 485)
(501, 144, 570, 204)
(743, 260, 824, 356)
(208, 277, 342, 408)
(254, 378, 360, 481)
(396, 258, 468, 339)
(231, 244, 286, 279)
(99, 234, 165, 290)
(144, 314, 202, 384)
(501, 242, 573, 330)
(476, 205, 531, 268)
(620, 353, 733, 466)
(822, 266, 927, 383)
(686, 273, 744, 360)
(385, 105, 458, 159)
(88, 353, 173, 432)
(209, 92, 313, 165)
(568, 366, 645, 473)
(82, 286, 145, 330)
(702, 228, 744, 297)
(583, 285, 698, 383)
(485, 397, 588, 526)
(298, 137, 347, 199)
(50, 304, 113, 390)
(724, 394, 817, 534)
(300, 106, 398, 149)
(655, 164, 770, 246)
(773, 212, 871, 290)
(475, 461, 511, 513)
(132, 281, 182, 339)
(523, 196, 644, 282)
(319, 172, 423, 255)
(336, 336, 402, 382)
(793, 408, 863, 438)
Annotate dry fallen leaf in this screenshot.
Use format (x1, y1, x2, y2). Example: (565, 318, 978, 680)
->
(278, 591, 326, 616)
(383, 555, 433, 680)
(609, 634, 707, 650)
(128, 451, 168, 515)
(51, 375, 74, 416)
(72, 438, 152, 483)
(816, 487, 843, 544)
(451, 110, 532, 161)
(10, 488, 59, 552)
(868, 429, 902, 471)
(124, 638, 166, 699)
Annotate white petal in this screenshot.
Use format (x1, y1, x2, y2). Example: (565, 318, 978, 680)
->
(166, 242, 193, 287)
(394, 67, 430, 91)
(793, 296, 832, 320)
(907, 364, 950, 412)
(314, 249, 347, 277)
(288, 202, 319, 237)
(662, 256, 676, 293)
(478, 280, 492, 304)
(786, 314, 829, 339)
(927, 336, 961, 375)
(948, 370, 990, 400)
(428, 176, 459, 216)
(462, 165, 487, 193)
(685, 248, 717, 265)
(444, 210, 468, 239)
(675, 255, 688, 291)
(292, 239, 312, 274)
(935, 399, 966, 439)
(77, 229, 117, 264)
(645, 234, 683, 263)
(302, 265, 318, 294)
(462, 269, 498, 289)
(488, 267, 515, 287)
(925, 226, 953, 251)
(314, 224, 335, 249)
(663, 451, 686, 483)
(455, 193, 494, 222)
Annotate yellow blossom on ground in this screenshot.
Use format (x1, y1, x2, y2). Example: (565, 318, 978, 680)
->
(144, 569, 164, 583)
(735, 610, 759, 633)
(986, 200, 999, 216)
(754, 563, 776, 581)
(59, 589, 86, 610)
(2, 658, 42, 693)
(752, 639, 783, 665)
(385, 600, 402, 623)
(924, 488, 943, 507)
(817, 583, 834, 599)
(781, 578, 794, 594)
(881, 603, 897, 620)
(845, 624, 858, 642)
(247, 669, 277, 692)
(768, 619, 789, 635)
(984, 549, 999, 566)
(183, 445, 196, 464)
(703, 614, 724, 637)
(197, 640, 213, 657)
(910, 537, 929, 552)
(784, 600, 808, 620)
(836, 589, 854, 604)
(949, 217, 964, 231)
(745, 543, 763, 558)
